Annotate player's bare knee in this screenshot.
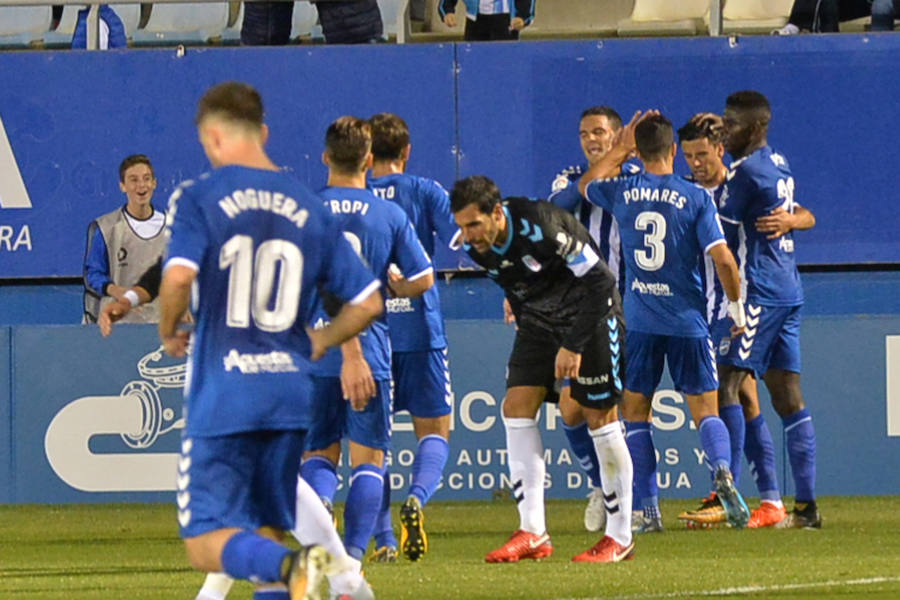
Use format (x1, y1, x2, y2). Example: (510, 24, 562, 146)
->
(621, 390, 651, 422)
(349, 442, 384, 468)
(412, 415, 450, 440)
(183, 537, 217, 572)
(583, 406, 617, 429)
(558, 391, 585, 426)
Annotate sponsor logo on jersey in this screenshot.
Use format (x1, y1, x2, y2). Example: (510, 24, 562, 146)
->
(521, 254, 542, 272)
(386, 297, 415, 313)
(778, 237, 794, 252)
(631, 279, 674, 297)
(576, 375, 608, 385)
(223, 349, 300, 374)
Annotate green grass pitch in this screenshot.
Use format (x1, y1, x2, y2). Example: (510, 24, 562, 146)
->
(2, 497, 900, 599)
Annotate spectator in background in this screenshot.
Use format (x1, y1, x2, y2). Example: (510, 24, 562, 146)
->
(72, 4, 127, 49)
(240, 2, 294, 45)
(871, 0, 898, 30)
(773, 0, 870, 33)
(83, 154, 166, 324)
(316, 0, 384, 43)
(240, 0, 383, 45)
(440, 0, 534, 41)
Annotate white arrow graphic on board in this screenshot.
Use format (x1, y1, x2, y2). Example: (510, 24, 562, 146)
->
(0, 114, 32, 208)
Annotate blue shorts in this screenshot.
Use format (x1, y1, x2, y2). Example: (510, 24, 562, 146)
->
(177, 430, 305, 538)
(306, 376, 392, 451)
(392, 348, 453, 418)
(625, 331, 718, 396)
(711, 304, 802, 375)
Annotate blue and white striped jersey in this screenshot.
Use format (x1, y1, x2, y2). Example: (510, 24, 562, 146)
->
(721, 146, 803, 307)
(312, 186, 433, 379)
(548, 161, 641, 291)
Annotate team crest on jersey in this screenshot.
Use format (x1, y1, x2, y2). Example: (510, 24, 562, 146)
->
(552, 174, 570, 193)
(718, 337, 731, 356)
(521, 255, 542, 272)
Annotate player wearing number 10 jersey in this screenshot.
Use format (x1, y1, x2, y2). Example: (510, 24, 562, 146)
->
(582, 112, 751, 530)
(159, 83, 382, 599)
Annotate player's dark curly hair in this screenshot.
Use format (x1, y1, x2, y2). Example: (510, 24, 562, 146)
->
(450, 175, 501, 215)
(726, 90, 771, 126)
(369, 113, 410, 161)
(325, 116, 372, 174)
(677, 113, 725, 145)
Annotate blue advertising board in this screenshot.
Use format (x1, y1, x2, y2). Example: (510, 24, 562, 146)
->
(2, 36, 900, 278)
(3, 315, 900, 503)
(0, 43, 461, 277)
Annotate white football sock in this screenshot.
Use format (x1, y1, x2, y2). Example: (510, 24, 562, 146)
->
(591, 421, 633, 547)
(292, 476, 363, 594)
(504, 417, 546, 535)
(195, 572, 233, 600)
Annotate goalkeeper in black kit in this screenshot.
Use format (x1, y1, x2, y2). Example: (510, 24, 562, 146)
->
(451, 175, 635, 564)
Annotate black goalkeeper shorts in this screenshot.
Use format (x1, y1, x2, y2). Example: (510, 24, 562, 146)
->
(506, 310, 625, 410)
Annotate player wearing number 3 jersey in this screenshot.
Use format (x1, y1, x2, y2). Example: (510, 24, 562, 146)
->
(581, 112, 751, 530)
(159, 82, 382, 600)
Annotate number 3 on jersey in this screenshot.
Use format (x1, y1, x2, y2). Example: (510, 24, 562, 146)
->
(219, 234, 303, 332)
(634, 211, 666, 271)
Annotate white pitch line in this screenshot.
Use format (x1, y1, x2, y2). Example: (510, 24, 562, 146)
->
(553, 576, 900, 600)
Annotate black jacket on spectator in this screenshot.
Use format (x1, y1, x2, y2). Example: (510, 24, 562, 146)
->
(317, 0, 384, 44)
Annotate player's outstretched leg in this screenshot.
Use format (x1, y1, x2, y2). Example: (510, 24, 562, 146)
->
(195, 573, 234, 600)
(400, 432, 448, 561)
(561, 411, 605, 531)
(369, 473, 398, 563)
(293, 477, 372, 599)
(779, 407, 821, 529)
(485, 415, 552, 563)
(744, 414, 786, 528)
(624, 420, 662, 533)
(572, 420, 636, 562)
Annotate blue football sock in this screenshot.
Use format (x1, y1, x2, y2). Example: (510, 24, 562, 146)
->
(624, 421, 658, 511)
(719, 404, 746, 485)
(221, 530, 291, 584)
(744, 414, 781, 501)
(409, 434, 449, 506)
(698, 416, 731, 473)
(373, 469, 397, 549)
(300, 456, 338, 503)
(344, 463, 384, 559)
(783, 408, 817, 503)
(562, 421, 602, 488)
(253, 590, 289, 600)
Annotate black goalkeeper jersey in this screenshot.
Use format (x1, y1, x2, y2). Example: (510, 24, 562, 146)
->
(463, 197, 620, 352)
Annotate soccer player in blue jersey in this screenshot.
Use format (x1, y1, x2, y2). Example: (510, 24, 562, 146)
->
(548, 106, 644, 534)
(715, 91, 821, 529)
(300, 116, 435, 568)
(579, 112, 752, 530)
(158, 82, 383, 600)
(366, 113, 457, 562)
(676, 112, 816, 530)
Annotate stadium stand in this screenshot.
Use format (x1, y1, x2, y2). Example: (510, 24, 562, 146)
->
(45, 4, 141, 47)
(617, 0, 709, 36)
(721, 0, 792, 34)
(521, 0, 632, 39)
(130, 2, 229, 45)
(0, 6, 52, 47)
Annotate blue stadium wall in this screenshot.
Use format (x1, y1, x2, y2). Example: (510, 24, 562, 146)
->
(0, 36, 898, 503)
